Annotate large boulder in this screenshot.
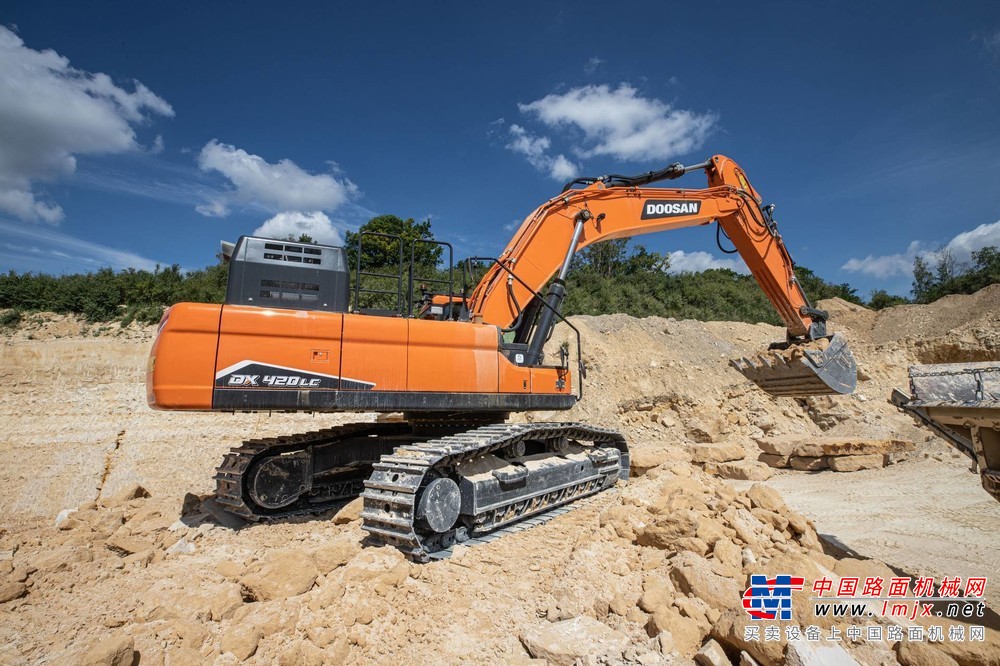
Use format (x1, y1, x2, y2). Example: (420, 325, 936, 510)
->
(828, 454, 885, 472)
(79, 633, 135, 666)
(520, 617, 629, 666)
(645, 606, 708, 656)
(714, 460, 772, 481)
(690, 442, 746, 464)
(711, 608, 786, 666)
(636, 511, 700, 549)
(669, 551, 741, 611)
(240, 550, 318, 601)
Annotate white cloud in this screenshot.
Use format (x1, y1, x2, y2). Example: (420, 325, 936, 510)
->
(584, 57, 604, 74)
(518, 83, 716, 162)
(503, 219, 521, 232)
(196, 140, 358, 217)
(0, 27, 173, 223)
(0, 219, 162, 273)
(253, 211, 343, 245)
(505, 124, 578, 181)
(985, 29, 1000, 55)
(841, 221, 1000, 278)
(665, 250, 748, 274)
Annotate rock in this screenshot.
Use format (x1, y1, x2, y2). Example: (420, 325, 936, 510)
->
(165, 537, 195, 556)
(712, 608, 786, 666)
(211, 583, 244, 620)
(695, 639, 730, 666)
(711, 539, 742, 573)
(241, 549, 318, 600)
(89, 511, 126, 538)
(784, 637, 858, 665)
(789, 456, 828, 471)
(646, 607, 707, 656)
(341, 549, 410, 588)
(201, 497, 248, 529)
(80, 633, 135, 666)
(314, 539, 359, 574)
(333, 497, 363, 524)
(309, 581, 347, 612)
(233, 599, 300, 637)
(759, 454, 790, 468)
(55, 508, 78, 528)
(715, 460, 772, 481)
(893, 641, 959, 666)
(669, 551, 741, 611)
(725, 508, 771, 553)
(748, 550, 833, 628)
(631, 447, 692, 476)
(520, 616, 629, 666)
(746, 484, 787, 514)
(757, 438, 800, 456)
(636, 511, 699, 549)
(165, 648, 202, 666)
(793, 437, 915, 458)
(600, 505, 641, 541)
(139, 584, 214, 622)
(30, 545, 94, 573)
(741, 652, 761, 666)
(0, 582, 27, 603)
(828, 454, 885, 472)
(638, 576, 676, 613)
(101, 482, 150, 508)
(221, 625, 262, 661)
(215, 560, 243, 580)
(690, 442, 746, 464)
(172, 621, 209, 650)
(106, 531, 155, 556)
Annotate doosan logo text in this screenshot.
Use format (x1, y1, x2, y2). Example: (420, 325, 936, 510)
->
(641, 200, 700, 219)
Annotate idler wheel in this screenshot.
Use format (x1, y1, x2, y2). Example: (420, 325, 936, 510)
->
(415, 477, 461, 533)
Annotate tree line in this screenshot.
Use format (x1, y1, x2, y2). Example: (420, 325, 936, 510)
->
(1, 214, 997, 329)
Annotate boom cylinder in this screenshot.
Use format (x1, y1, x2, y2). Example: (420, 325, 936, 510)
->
(524, 212, 588, 365)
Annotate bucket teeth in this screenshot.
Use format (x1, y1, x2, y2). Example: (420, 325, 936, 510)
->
(730, 332, 858, 398)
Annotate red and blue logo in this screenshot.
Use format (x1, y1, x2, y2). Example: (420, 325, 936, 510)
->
(743, 575, 805, 620)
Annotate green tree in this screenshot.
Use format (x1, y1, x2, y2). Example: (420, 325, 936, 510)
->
(912, 255, 935, 303)
(868, 289, 910, 310)
(794, 266, 863, 305)
(344, 215, 442, 270)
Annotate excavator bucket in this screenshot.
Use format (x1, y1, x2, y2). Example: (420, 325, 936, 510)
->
(729, 332, 858, 398)
(892, 362, 1000, 501)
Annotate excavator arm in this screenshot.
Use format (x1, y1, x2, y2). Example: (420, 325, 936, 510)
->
(467, 154, 857, 397)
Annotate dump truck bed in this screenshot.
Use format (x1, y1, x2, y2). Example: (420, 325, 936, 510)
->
(893, 362, 1000, 501)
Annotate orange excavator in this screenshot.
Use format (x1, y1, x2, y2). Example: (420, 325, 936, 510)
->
(147, 154, 857, 560)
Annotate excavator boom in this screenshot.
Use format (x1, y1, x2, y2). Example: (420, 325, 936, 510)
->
(468, 154, 857, 397)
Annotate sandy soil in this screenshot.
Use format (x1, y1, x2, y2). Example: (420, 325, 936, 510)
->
(0, 290, 998, 665)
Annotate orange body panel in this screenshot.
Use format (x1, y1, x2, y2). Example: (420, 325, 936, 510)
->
(531, 366, 571, 396)
(216, 304, 346, 385)
(339, 315, 408, 391)
(498, 355, 532, 393)
(146, 302, 221, 410)
(406, 318, 499, 392)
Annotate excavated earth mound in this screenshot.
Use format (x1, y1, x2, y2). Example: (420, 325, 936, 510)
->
(1, 289, 999, 665)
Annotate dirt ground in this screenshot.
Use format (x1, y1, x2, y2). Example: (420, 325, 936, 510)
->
(1, 287, 998, 665)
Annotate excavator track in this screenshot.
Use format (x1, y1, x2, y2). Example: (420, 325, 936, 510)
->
(360, 422, 629, 562)
(214, 421, 410, 520)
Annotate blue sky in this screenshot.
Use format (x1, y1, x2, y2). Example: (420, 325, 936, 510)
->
(2, 1, 999, 298)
